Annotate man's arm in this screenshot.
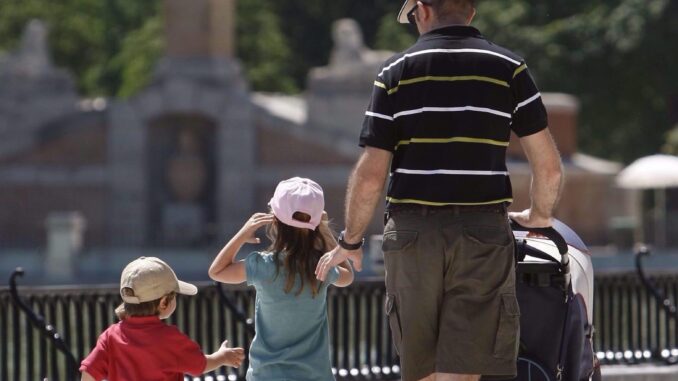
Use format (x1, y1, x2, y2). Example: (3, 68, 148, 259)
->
(315, 146, 392, 280)
(509, 128, 563, 227)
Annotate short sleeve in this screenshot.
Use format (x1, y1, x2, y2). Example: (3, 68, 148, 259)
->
(510, 62, 548, 137)
(359, 75, 398, 151)
(245, 252, 264, 286)
(165, 326, 207, 376)
(79, 330, 110, 381)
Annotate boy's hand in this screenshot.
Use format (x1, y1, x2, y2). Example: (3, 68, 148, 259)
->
(219, 340, 245, 368)
(238, 213, 275, 244)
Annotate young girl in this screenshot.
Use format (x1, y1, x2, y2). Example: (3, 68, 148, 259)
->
(209, 177, 354, 381)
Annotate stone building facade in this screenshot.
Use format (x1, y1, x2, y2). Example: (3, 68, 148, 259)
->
(0, 1, 633, 252)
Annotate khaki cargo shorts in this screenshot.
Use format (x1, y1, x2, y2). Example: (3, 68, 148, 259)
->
(382, 205, 518, 381)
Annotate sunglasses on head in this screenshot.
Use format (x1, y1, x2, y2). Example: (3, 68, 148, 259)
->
(406, 1, 433, 25)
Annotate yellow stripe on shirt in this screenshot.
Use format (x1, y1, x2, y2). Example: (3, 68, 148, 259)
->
(395, 136, 510, 150)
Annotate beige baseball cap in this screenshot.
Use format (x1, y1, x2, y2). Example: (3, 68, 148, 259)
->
(120, 257, 198, 304)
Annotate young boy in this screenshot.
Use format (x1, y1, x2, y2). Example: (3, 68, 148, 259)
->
(80, 256, 244, 381)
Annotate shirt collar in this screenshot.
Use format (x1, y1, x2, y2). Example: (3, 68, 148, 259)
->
(419, 25, 483, 41)
(123, 315, 163, 325)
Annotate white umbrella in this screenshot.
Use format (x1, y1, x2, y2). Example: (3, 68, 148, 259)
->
(616, 154, 678, 247)
(616, 154, 678, 189)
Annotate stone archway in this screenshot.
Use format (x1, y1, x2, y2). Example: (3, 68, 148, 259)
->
(107, 69, 255, 247)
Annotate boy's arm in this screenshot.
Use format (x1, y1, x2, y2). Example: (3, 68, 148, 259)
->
(81, 371, 96, 381)
(209, 213, 274, 284)
(202, 341, 245, 373)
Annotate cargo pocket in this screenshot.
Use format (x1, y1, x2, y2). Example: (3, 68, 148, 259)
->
(382, 230, 418, 289)
(385, 293, 403, 355)
(493, 293, 520, 359)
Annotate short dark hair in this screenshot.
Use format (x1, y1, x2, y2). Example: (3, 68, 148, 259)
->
(432, 0, 475, 22)
(115, 288, 176, 320)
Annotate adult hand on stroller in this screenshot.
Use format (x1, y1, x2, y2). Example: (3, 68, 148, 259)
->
(509, 208, 552, 229)
(316, 245, 362, 281)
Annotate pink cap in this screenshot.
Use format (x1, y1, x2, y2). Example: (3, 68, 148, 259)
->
(269, 177, 325, 230)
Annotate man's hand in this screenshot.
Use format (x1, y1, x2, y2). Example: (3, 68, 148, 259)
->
(315, 245, 363, 281)
(509, 208, 551, 229)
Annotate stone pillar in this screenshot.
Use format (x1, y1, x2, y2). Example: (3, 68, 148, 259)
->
(107, 101, 148, 246)
(45, 212, 86, 280)
(164, 0, 236, 58)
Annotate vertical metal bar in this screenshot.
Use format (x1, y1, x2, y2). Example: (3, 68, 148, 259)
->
(74, 298, 85, 362)
(628, 275, 638, 357)
(204, 290, 215, 380)
(0, 295, 7, 381)
(652, 277, 663, 358)
(12, 292, 21, 381)
(326, 287, 336, 375)
(26, 296, 35, 381)
(365, 285, 373, 371)
(239, 289, 249, 381)
(342, 289, 350, 373)
(663, 278, 670, 356)
(643, 277, 651, 357)
(353, 286, 361, 372)
(375, 287, 384, 369)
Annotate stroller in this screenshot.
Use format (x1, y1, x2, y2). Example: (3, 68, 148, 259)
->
(509, 219, 600, 381)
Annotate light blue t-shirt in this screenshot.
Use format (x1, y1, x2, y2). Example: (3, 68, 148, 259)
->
(245, 251, 340, 381)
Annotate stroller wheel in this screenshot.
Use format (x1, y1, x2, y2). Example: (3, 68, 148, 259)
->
(516, 357, 552, 381)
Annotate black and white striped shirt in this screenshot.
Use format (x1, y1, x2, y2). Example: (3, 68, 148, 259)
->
(359, 25, 547, 207)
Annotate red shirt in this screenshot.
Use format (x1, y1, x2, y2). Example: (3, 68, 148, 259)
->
(80, 316, 207, 381)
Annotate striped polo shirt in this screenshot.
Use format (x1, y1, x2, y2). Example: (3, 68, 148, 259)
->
(359, 25, 547, 207)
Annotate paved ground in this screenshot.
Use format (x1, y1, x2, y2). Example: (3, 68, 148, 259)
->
(601, 364, 678, 381)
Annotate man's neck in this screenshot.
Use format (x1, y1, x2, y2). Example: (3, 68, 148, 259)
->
(422, 18, 470, 34)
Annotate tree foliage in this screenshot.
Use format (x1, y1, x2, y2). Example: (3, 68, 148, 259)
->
(0, 0, 676, 162)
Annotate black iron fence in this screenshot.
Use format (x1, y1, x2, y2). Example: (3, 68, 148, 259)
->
(594, 271, 678, 364)
(3, 271, 678, 380)
(0, 277, 398, 381)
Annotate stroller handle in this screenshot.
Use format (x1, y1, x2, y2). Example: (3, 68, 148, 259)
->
(509, 220, 568, 255)
(510, 220, 571, 297)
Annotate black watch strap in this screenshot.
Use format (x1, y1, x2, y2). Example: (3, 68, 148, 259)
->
(338, 230, 364, 250)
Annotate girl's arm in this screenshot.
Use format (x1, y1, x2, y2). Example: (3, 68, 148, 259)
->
(319, 214, 354, 287)
(81, 371, 96, 381)
(334, 262, 355, 287)
(209, 213, 274, 284)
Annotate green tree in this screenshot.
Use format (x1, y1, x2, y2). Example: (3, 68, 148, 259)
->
(113, 15, 163, 98)
(473, 0, 676, 162)
(237, 0, 296, 93)
(0, 0, 159, 96)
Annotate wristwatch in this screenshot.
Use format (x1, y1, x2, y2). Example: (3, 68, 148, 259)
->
(338, 230, 364, 250)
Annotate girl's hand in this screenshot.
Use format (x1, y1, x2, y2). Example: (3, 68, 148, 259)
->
(238, 213, 275, 244)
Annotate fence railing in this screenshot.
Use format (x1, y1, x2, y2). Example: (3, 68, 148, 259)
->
(0, 276, 399, 381)
(594, 271, 678, 364)
(4, 270, 678, 380)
